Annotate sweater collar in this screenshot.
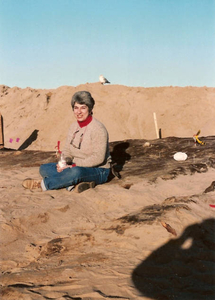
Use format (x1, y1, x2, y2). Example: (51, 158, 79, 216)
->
(77, 114, 93, 128)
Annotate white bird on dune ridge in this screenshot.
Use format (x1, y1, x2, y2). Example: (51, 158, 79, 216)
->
(99, 75, 110, 85)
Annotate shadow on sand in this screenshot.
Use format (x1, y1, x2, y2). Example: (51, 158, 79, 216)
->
(132, 218, 215, 300)
(18, 129, 39, 151)
(107, 141, 131, 181)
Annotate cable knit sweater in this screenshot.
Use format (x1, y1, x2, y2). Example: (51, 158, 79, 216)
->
(62, 117, 111, 168)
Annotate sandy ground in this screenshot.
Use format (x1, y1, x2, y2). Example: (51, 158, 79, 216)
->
(0, 165, 215, 299)
(0, 84, 215, 299)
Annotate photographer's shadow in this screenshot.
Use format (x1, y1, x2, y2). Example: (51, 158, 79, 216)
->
(132, 218, 215, 300)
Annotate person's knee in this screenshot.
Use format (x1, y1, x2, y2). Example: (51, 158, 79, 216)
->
(39, 163, 49, 176)
(39, 164, 44, 174)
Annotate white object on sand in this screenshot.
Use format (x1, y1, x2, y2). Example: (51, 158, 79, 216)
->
(99, 75, 110, 84)
(143, 141, 151, 147)
(173, 152, 188, 161)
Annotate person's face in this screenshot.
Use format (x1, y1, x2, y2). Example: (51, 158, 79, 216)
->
(73, 102, 90, 122)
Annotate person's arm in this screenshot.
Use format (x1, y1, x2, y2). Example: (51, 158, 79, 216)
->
(62, 125, 74, 161)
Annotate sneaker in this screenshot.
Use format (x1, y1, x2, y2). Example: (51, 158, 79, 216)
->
(74, 181, 95, 193)
(22, 178, 41, 190)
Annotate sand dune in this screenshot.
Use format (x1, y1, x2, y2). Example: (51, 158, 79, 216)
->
(1, 83, 215, 151)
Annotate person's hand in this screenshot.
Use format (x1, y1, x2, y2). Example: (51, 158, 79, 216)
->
(56, 164, 75, 172)
(56, 164, 69, 173)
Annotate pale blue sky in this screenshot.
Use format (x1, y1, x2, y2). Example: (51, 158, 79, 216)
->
(0, 0, 215, 89)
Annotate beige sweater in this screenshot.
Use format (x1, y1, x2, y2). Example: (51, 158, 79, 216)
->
(63, 118, 111, 169)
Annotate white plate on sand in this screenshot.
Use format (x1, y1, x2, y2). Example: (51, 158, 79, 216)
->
(173, 152, 188, 161)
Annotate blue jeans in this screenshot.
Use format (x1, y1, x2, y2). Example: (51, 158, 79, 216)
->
(39, 163, 110, 190)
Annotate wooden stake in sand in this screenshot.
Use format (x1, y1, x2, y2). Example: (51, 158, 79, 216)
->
(0, 113, 4, 148)
(159, 128, 162, 139)
(153, 112, 159, 139)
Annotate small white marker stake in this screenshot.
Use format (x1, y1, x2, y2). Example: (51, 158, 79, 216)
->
(153, 112, 159, 139)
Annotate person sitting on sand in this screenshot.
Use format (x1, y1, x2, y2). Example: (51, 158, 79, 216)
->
(22, 91, 111, 193)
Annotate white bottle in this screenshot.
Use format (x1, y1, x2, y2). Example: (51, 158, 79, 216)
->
(58, 153, 67, 168)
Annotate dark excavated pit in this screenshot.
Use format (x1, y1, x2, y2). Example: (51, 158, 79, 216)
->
(1, 136, 215, 184)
